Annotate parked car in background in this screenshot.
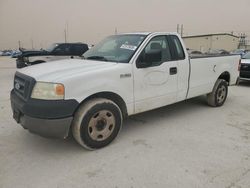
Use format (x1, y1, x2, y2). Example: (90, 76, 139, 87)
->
(206, 49, 230, 55)
(187, 49, 204, 57)
(0, 51, 3, 56)
(15, 43, 89, 68)
(11, 50, 21, 58)
(1, 50, 12, 56)
(231, 49, 248, 57)
(238, 52, 250, 82)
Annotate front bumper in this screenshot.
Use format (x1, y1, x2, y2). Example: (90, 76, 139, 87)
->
(19, 115, 73, 139)
(239, 77, 250, 81)
(11, 89, 79, 139)
(239, 71, 250, 81)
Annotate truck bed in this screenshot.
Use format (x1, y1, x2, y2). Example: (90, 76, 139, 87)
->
(187, 54, 240, 99)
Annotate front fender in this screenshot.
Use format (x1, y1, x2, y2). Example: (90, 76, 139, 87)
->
(62, 64, 134, 115)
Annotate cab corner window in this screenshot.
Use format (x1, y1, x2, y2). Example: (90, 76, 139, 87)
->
(169, 35, 185, 60)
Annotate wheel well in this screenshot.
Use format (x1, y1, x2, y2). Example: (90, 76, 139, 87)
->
(78, 92, 128, 118)
(218, 72, 230, 84)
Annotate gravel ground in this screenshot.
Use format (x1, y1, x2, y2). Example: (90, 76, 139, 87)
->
(0, 57, 250, 188)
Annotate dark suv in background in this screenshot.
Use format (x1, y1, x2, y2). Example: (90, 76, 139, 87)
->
(239, 52, 250, 82)
(15, 43, 89, 68)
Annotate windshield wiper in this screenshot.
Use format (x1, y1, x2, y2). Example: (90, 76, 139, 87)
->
(86, 56, 108, 61)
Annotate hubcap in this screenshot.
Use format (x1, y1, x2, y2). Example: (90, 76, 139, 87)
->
(88, 110, 115, 141)
(217, 85, 226, 104)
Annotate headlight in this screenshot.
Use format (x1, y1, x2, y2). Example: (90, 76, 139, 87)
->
(31, 82, 65, 100)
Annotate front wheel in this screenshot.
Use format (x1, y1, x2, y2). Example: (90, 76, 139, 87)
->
(72, 98, 123, 150)
(207, 79, 228, 107)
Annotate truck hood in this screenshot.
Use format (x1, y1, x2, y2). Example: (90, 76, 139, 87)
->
(18, 59, 118, 82)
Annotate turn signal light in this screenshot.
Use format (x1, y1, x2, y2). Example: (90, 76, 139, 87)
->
(55, 84, 65, 96)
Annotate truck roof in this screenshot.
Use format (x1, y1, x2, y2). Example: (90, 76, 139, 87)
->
(120, 32, 179, 36)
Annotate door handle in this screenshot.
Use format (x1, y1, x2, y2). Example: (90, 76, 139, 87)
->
(170, 67, 177, 75)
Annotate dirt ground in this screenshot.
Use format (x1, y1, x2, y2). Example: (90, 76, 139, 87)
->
(0, 56, 250, 188)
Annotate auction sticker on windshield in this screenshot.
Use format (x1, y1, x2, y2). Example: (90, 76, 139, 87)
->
(120, 44, 137, 51)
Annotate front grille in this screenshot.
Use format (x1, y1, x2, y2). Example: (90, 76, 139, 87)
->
(14, 72, 36, 100)
(240, 71, 250, 78)
(241, 63, 250, 71)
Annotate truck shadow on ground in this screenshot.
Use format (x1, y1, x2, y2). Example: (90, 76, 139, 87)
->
(21, 95, 210, 153)
(120, 95, 208, 138)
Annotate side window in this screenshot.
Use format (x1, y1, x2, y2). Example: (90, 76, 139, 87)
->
(54, 44, 71, 55)
(63, 45, 71, 54)
(138, 36, 172, 67)
(70, 45, 84, 55)
(169, 35, 185, 60)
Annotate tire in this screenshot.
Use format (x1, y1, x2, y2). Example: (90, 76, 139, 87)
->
(72, 98, 123, 150)
(207, 79, 228, 107)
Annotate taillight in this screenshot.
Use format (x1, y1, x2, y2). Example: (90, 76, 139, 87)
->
(238, 59, 241, 71)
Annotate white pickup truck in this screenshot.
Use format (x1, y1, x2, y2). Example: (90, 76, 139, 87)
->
(11, 32, 240, 150)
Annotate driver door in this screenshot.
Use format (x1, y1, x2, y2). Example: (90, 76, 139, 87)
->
(133, 35, 178, 113)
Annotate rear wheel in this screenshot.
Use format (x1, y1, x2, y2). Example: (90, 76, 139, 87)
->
(207, 79, 228, 107)
(72, 98, 123, 150)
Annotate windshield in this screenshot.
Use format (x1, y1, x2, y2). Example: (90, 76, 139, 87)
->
(242, 52, 250, 59)
(83, 34, 147, 63)
(46, 43, 58, 52)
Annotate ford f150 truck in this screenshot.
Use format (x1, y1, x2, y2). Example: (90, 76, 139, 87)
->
(10, 32, 240, 150)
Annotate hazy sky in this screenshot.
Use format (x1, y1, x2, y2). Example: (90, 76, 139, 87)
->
(0, 0, 250, 50)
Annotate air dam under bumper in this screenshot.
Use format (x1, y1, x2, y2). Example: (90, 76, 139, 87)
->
(10, 90, 79, 139)
(20, 115, 73, 139)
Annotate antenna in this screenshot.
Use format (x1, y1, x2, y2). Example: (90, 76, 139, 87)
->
(64, 29, 67, 43)
(66, 21, 69, 41)
(64, 21, 68, 43)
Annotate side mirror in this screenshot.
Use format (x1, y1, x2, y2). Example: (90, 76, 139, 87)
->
(137, 50, 162, 68)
